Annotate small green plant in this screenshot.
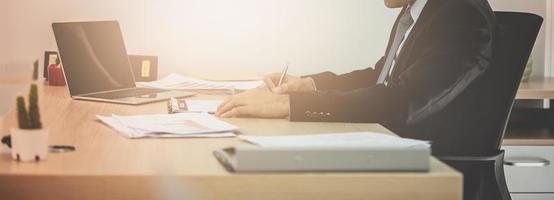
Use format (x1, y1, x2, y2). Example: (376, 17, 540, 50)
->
(16, 96, 30, 129)
(16, 84, 42, 129)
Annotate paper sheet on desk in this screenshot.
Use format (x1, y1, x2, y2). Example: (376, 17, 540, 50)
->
(136, 73, 264, 90)
(239, 132, 430, 149)
(186, 100, 222, 113)
(97, 113, 237, 138)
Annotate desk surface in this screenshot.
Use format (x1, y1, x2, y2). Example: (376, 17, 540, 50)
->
(516, 76, 554, 99)
(0, 83, 461, 200)
(506, 77, 554, 145)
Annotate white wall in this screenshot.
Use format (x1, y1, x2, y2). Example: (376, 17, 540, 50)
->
(489, 0, 547, 77)
(0, 0, 548, 79)
(0, 0, 398, 79)
(0, 4, 6, 71)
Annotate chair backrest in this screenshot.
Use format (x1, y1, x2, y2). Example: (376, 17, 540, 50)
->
(487, 12, 542, 150)
(406, 12, 543, 156)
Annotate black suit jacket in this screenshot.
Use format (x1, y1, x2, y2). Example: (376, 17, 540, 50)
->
(289, 0, 496, 156)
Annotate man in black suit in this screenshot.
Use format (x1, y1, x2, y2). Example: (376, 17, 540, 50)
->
(216, 0, 495, 155)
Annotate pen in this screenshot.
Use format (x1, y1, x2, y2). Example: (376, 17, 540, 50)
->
(277, 63, 289, 87)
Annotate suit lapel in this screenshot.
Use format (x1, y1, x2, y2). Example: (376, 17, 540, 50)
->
(391, 0, 445, 78)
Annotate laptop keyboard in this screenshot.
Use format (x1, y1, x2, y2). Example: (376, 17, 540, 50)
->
(81, 88, 166, 99)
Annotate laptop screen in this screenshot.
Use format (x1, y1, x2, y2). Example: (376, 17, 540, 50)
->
(52, 21, 136, 96)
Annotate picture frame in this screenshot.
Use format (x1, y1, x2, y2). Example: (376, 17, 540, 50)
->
(128, 55, 158, 82)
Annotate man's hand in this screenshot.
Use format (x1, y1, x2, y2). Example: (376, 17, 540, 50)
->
(215, 90, 290, 118)
(263, 73, 316, 94)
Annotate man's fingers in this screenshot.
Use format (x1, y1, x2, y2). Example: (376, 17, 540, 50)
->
(263, 76, 277, 91)
(220, 107, 240, 118)
(216, 96, 233, 114)
(220, 106, 257, 118)
(273, 83, 289, 94)
(218, 96, 232, 109)
(216, 98, 239, 116)
(263, 73, 283, 90)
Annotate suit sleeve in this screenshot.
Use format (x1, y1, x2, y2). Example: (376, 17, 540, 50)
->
(289, 2, 494, 124)
(302, 57, 384, 91)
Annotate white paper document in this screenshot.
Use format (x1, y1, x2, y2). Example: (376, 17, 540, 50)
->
(97, 113, 238, 138)
(186, 100, 222, 113)
(239, 132, 430, 149)
(137, 73, 264, 91)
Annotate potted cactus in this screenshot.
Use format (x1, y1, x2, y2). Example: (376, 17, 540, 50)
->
(10, 84, 49, 162)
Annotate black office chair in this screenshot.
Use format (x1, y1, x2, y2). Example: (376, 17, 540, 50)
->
(437, 12, 543, 200)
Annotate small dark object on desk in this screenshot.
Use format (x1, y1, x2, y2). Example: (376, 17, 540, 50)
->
(32, 60, 39, 80)
(1, 135, 11, 148)
(49, 145, 76, 153)
(48, 63, 66, 86)
(167, 97, 188, 114)
(43, 51, 60, 80)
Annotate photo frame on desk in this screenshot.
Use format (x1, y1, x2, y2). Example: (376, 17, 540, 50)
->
(43, 51, 60, 80)
(129, 55, 158, 82)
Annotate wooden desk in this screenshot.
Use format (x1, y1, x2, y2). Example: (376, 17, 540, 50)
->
(0, 85, 462, 200)
(516, 76, 554, 100)
(504, 77, 554, 145)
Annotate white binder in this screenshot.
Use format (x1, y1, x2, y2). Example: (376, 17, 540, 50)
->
(213, 145, 430, 172)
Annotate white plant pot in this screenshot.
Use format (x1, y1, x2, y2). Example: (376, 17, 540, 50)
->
(10, 128, 49, 162)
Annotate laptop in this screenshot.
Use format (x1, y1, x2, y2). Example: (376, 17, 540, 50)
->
(52, 21, 195, 105)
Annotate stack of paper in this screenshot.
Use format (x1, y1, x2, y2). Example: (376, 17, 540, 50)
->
(137, 73, 264, 91)
(239, 132, 430, 149)
(97, 113, 238, 138)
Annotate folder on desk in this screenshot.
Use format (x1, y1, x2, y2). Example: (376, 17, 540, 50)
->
(214, 132, 431, 172)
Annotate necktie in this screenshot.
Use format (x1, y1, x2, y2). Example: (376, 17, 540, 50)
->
(376, 6, 415, 85)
